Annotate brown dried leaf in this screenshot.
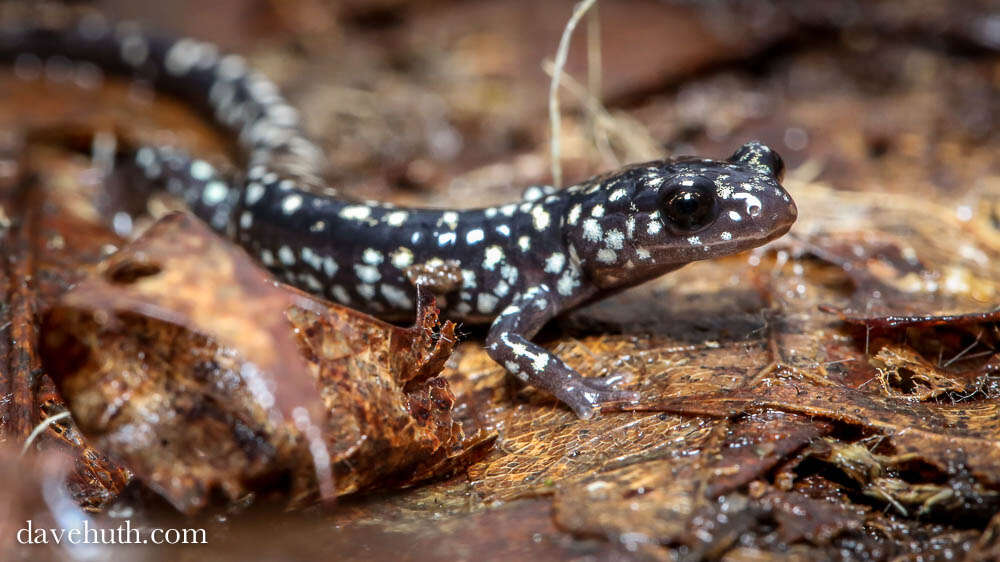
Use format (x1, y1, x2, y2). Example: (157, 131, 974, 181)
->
(659, 383, 1000, 493)
(548, 411, 845, 551)
(869, 343, 967, 401)
(65, 212, 326, 426)
(41, 213, 486, 512)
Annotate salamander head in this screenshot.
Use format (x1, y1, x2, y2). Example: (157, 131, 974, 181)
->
(562, 141, 796, 289)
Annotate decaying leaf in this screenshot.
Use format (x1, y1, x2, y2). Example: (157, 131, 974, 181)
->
(41, 213, 488, 513)
(869, 343, 967, 401)
(548, 411, 851, 552)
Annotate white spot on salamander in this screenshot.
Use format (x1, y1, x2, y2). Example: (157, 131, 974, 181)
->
(557, 268, 579, 296)
(355, 264, 381, 284)
(732, 192, 763, 217)
(239, 211, 253, 230)
(300, 247, 322, 270)
(606, 229, 625, 250)
(728, 210, 742, 222)
(202, 181, 229, 206)
(439, 211, 459, 230)
(466, 229, 485, 245)
(245, 182, 265, 205)
(505, 361, 523, 379)
(501, 264, 518, 285)
(217, 54, 246, 80)
(299, 273, 323, 291)
(391, 247, 414, 269)
(322, 256, 338, 277)
(483, 246, 504, 270)
(247, 166, 266, 180)
(357, 284, 376, 300)
(544, 252, 566, 274)
(477, 293, 499, 314)
(385, 211, 409, 226)
(190, 160, 213, 181)
(531, 206, 551, 231)
(136, 147, 155, 167)
(165, 38, 200, 76)
(494, 281, 510, 298)
(281, 194, 303, 214)
(362, 248, 384, 265)
(340, 206, 372, 221)
(461, 269, 476, 289)
(331, 285, 350, 303)
(531, 354, 549, 372)
(522, 186, 545, 201)
(120, 34, 148, 67)
(582, 218, 602, 242)
(567, 204, 582, 225)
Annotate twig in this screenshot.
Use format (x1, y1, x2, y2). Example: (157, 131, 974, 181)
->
(549, 0, 598, 189)
(542, 60, 659, 163)
(21, 411, 72, 456)
(941, 329, 985, 368)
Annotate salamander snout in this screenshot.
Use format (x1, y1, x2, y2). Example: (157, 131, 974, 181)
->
(728, 141, 798, 236)
(724, 140, 796, 244)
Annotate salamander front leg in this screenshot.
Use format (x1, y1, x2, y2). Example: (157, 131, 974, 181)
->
(486, 285, 639, 418)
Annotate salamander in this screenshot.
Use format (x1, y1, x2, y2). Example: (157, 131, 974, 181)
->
(0, 8, 797, 418)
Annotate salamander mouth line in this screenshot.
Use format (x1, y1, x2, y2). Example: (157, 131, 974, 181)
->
(645, 223, 793, 254)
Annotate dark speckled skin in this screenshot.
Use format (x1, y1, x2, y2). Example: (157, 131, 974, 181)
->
(1, 8, 797, 417)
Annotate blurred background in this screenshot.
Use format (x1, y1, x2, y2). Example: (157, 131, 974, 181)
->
(79, 0, 1000, 210)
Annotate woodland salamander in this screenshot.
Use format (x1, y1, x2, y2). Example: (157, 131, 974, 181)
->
(0, 7, 797, 417)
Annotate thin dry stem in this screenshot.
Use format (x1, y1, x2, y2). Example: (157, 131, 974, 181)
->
(549, 0, 598, 189)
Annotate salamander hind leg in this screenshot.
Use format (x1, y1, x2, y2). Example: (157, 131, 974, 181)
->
(486, 285, 639, 419)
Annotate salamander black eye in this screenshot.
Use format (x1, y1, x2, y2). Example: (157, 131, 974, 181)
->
(663, 180, 717, 231)
(729, 141, 785, 182)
